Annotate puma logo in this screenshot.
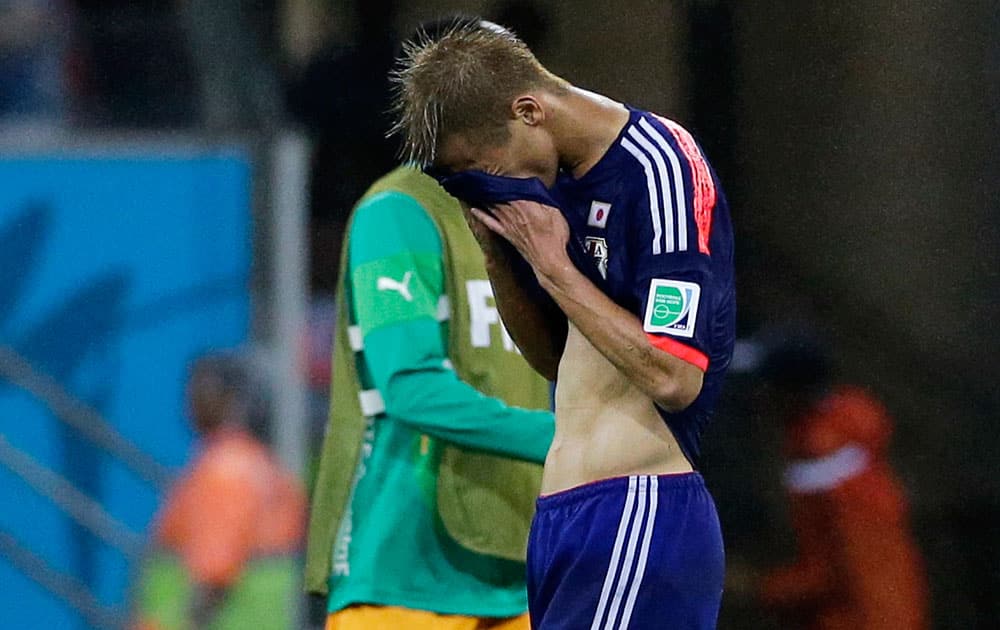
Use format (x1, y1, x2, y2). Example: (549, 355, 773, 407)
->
(377, 271, 413, 301)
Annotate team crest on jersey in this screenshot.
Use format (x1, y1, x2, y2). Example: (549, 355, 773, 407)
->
(584, 236, 609, 279)
(643, 279, 700, 338)
(587, 201, 612, 228)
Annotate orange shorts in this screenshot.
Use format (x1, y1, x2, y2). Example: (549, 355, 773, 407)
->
(326, 605, 530, 630)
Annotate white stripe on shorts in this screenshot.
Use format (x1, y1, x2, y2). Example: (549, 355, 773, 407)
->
(618, 475, 659, 628)
(590, 475, 659, 630)
(590, 476, 640, 630)
(602, 476, 649, 630)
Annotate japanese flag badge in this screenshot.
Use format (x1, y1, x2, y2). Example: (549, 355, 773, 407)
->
(587, 201, 612, 228)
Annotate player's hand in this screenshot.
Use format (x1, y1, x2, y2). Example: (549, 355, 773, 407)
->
(461, 202, 506, 260)
(471, 200, 572, 281)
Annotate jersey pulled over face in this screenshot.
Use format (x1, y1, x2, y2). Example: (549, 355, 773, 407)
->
(551, 107, 736, 464)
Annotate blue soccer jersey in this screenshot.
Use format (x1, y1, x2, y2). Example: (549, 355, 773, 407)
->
(432, 106, 735, 466)
(551, 107, 735, 465)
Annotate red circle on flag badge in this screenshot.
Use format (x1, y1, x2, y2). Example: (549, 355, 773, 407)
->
(597, 209, 605, 220)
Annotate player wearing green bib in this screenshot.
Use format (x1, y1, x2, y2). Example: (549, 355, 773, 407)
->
(305, 166, 555, 629)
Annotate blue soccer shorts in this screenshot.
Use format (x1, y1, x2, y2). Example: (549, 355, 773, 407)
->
(527, 473, 724, 629)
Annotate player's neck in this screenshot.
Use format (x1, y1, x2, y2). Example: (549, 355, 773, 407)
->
(550, 87, 630, 180)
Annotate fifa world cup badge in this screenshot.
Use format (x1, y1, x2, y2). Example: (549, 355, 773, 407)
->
(643, 279, 701, 338)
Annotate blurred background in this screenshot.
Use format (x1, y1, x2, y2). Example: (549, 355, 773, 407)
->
(0, 0, 996, 628)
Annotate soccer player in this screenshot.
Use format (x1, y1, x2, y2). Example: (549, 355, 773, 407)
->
(304, 157, 556, 628)
(393, 21, 736, 629)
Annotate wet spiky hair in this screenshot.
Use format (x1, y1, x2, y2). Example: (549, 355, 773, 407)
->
(390, 18, 563, 166)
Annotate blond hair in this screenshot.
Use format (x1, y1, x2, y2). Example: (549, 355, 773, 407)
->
(390, 19, 565, 166)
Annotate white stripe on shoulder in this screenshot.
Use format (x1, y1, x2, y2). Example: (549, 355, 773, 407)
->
(627, 126, 675, 253)
(618, 475, 658, 628)
(602, 475, 649, 630)
(436, 295, 451, 322)
(590, 476, 639, 630)
(638, 117, 689, 252)
(358, 389, 385, 417)
(621, 136, 665, 255)
(348, 325, 364, 352)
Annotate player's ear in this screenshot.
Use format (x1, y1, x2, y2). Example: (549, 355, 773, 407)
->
(512, 95, 544, 126)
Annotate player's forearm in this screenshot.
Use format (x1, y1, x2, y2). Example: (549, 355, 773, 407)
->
(190, 584, 228, 627)
(483, 245, 567, 381)
(537, 263, 702, 411)
(759, 561, 832, 607)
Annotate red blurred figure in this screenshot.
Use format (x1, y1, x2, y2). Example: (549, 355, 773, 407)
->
(756, 333, 928, 630)
(138, 354, 306, 629)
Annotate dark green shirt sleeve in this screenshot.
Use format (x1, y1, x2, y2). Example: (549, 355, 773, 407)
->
(348, 191, 553, 464)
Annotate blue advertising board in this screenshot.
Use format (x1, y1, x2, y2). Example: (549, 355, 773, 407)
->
(0, 148, 252, 629)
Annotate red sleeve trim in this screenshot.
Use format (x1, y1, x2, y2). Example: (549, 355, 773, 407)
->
(655, 115, 716, 255)
(646, 333, 709, 371)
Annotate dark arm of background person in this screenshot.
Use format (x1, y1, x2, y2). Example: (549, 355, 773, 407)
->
(190, 585, 228, 628)
(758, 495, 837, 609)
(465, 206, 567, 381)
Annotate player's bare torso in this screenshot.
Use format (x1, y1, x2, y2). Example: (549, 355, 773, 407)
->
(543, 323, 693, 495)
